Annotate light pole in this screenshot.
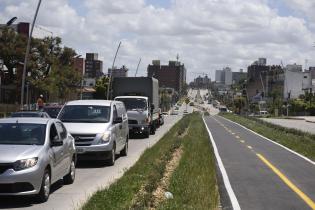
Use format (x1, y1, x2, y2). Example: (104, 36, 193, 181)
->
(20, 0, 42, 110)
(107, 41, 121, 100)
(0, 59, 3, 103)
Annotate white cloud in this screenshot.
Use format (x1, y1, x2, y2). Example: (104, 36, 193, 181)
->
(1, 0, 315, 81)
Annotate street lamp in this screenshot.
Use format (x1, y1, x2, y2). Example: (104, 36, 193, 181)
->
(6, 17, 17, 26)
(107, 41, 122, 100)
(20, 0, 42, 110)
(0, 17, 17, 30)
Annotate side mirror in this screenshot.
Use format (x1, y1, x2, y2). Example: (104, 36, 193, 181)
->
(113, 117, 122, 124)
(51, 136, 63, 147)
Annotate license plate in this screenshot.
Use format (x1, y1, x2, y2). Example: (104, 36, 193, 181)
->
(76, 148, 85, 154)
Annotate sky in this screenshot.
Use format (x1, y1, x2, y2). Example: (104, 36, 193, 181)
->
(1, 0, 315, 82)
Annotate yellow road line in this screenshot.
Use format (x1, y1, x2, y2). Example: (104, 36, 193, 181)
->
(257, 153, 315, 210)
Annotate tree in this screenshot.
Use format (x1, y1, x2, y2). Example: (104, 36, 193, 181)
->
(0, 27, 27, 83)
(0, 27, 81, 103)
(184, 97, 190, 110)
(94, 76, 109, 99)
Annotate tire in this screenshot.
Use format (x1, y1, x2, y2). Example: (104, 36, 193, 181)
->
(150, 124, 156, 135)
(120, 138, 128, 156)
(63, 159, 76, 185)
(144, 128, 150, 138)
(36, 169, 51, 203)
(106, 143, 116, 166)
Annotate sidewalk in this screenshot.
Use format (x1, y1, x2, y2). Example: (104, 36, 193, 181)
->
(284, 116, 315, 123)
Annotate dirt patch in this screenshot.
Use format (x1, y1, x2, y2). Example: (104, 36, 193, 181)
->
(174, 126, 190, 138)
(149, 147, 183, 209)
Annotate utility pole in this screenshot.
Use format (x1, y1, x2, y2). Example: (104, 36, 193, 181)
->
(107, 41, 121, 100)
(20, 0, 42, 110)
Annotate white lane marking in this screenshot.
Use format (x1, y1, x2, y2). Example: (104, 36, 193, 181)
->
(218, 116, 315, 166)
(203, 116, 241, 210)
(247, 145, 253, 150)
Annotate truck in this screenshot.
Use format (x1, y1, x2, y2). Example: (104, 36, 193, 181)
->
(112, 77, 159, 138)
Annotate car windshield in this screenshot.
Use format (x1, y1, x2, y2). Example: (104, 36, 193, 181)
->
(44, 107, 62, 118)
(116, 98, 147, 111)
(58, 105, 110, 123)
(11, 112, 40, 117)
(0, 123, 46, 145)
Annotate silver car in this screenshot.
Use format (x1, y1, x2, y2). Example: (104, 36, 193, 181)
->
(58, 100, 129, 165)
(0, 118, 76, 202)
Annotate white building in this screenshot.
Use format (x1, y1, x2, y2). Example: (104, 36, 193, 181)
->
(284, 65, 311, 99)
(224, 67, 232, 86)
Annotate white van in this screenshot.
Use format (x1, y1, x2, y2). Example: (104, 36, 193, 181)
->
(57, 100, 129, 165)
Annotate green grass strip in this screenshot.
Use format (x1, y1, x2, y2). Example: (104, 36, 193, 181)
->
(81, 113, 218, 210)
(157, 114, 219, 210)
(221, 113, 315, 161)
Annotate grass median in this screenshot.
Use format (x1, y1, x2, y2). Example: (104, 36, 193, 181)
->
(221, 113, 315, 161)
(81, 113, 219, 210)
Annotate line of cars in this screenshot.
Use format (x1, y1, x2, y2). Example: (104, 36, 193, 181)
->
(0, 98, 166, 202)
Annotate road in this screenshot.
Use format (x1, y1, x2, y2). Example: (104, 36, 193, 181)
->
(0, 106, 190, 210)
(204, 115, 315, 210)
(261, 118, 315, 135)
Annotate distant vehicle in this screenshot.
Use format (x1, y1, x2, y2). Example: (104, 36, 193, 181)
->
(0, 118, 76, 202)
(113, 77, 159, 138)
(259, 110, 269, 116)
(11, 111, 50, 118)
(219, 106, 228, 112)
(158, 113, 164, 126)
(170, 108, 179, 115)
(43, 105, 63, 118)
(58, 100, 128, 165)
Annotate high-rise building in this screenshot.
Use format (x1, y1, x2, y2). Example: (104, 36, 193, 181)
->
(73, 57, 85, 75)
(108, 65, 128, 78)
(147, 60, 186, 95)
(215, 70, 223, 83)
(85, 53, 103, 78)
(224, 67, 232, 85)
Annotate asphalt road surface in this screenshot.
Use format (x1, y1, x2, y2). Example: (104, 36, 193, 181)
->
(204, 115, 315, 210)
(0, 106, 190, 210)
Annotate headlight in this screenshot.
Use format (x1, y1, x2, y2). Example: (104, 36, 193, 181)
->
(14, 157, 38, 171)
(101, 132, 111, 142)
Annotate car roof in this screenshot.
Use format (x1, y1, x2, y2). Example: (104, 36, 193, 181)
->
(13, 111, 45, 114)
(0, 117, 52, 124)
(65, 100, 112, 106)
(115, 96, 148, 99)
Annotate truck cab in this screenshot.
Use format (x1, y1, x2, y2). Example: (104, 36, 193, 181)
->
(115, 96, 156, 138)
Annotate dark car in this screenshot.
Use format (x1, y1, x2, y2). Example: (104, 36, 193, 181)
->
(43, 105, 63, 118)
(10, 111, 51, 118)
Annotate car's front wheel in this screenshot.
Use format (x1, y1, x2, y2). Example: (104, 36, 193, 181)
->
(106, 143, 116, 166)
(37, 169, 51, 202)
(120, 138, 128, 156)
(63, 159, 76, 184)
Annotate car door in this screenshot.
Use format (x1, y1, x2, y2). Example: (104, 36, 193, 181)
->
(119, 103, 128, 143)
(49, 123, 64, 182)
(112, 105, 122, 150)
(55, 122, 70, 176)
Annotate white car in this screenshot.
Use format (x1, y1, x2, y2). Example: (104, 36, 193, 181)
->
(58, 100, 129, 165)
